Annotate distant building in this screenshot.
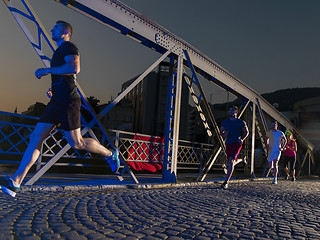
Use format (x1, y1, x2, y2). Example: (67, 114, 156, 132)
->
(100, 99, 134, 132)
(122, 61, 189, 139)
(292, 96, 320, 150)
(22, 102, 46, 117)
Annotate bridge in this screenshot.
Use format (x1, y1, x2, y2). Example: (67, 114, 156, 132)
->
(1, 0, 316, 185)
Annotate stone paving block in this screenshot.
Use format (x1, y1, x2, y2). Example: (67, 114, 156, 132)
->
(116, 228, 136, 235)
(96, 228, 115, 235)
(141, 236, 163, 240)
(123, 237, 140, 240)
(240, 230, 255, 236)
(292, 229, 306, 235)
(190, 226, 206, 232)
(40, 233, 62, 240)
(50, 224, 71, 233)
(127, 232, 146, 238)
(174, 223, 190, 228)
(0, 228, 13, 237)
(223, 231, 240, 239)
(151, 232, 169, 239)
(253, 237, 270, 240)
(104, 232, 127, 238)
(60, 230, 87, 240)
(291, 236, 307, 240)
(262, 231, 277, 237)
(167, 226, 186, 232)
(305, 229, 320, 237)
(214, 226, 229, 232)
(167, 236, 185, 240)
(16, 235, 40, 240)
(165, 230, 181, 236)
(238, 235, 254, 240)
(85, 232, 108, 239)
(0, 233, 13, 240)
(14, 224, 30, 230)
(32, 225, 52, 235)
(194, 236, 212, 240)
(250, 228, 264, 234)
(147, 226, 167, 233)
(308, 233, 320, 238)
(199, 230, 221, 238)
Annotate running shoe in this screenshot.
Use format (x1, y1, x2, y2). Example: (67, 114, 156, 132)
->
(221, 181, 229, 189)
(285, 174, 290, 180)
(0, 176, 20, 198)
(292, 177, 296, 182)
(272, 178, 277, 184)
(106, 149, 120, 173)
(243, 156, 248, 165)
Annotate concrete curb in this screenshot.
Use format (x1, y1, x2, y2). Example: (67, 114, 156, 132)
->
(21, 177, 274, 193)
(21, 184, 128, 193)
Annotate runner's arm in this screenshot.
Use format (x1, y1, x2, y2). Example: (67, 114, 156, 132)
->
(265, 136, 269, 151)
(240, 125, 249, 143)
(35, 55, 80, 79)
(280, 135, 287, 151)
(220, 126, 229, 139)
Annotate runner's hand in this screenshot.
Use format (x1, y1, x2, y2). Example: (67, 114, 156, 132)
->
(47, 88, 52, 98)
(35, 68, 49, 79)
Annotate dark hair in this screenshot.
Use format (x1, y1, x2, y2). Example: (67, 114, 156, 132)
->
(271, 120, 278, 124)
(229, 105, 238, 112)
(56, 20, 72, 37)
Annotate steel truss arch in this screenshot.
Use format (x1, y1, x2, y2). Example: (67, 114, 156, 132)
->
(2, 0, 315, 183)
(50, 0, 313, 152)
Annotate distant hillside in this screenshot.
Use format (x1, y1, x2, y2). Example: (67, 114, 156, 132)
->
(213, 87, 320, 111)
(261, 88, 320, 111)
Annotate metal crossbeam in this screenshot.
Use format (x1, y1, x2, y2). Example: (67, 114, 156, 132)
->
(182, 50, 227, 181)
(183, 50, 226, 153)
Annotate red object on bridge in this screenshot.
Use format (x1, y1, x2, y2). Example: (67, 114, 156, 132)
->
(127, 134, 164, 172)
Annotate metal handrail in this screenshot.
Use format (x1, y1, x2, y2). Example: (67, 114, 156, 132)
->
(0, 112, 214, 167)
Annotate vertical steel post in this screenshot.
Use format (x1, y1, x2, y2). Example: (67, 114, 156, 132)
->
(163, 57, 175, 182)
(163, 56, 183, 182)
(251, 103, 256, 178)
(170, 56, 183, 180)
(308, 150, 311, 176)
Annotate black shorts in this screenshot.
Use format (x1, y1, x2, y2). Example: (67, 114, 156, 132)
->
(39, 98, 81, 131)
(283, 155, 296, 171)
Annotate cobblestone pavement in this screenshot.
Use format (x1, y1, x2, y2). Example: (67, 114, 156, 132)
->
(0, 178, 320, 239)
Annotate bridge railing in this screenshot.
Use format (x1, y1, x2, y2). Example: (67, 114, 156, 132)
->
(1, 111, 293, 176)
(0, 111, 218, 171)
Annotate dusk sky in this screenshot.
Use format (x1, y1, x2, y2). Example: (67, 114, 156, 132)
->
(0, 0, 319, 113)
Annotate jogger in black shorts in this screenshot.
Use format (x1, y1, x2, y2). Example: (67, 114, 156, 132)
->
(283, 130, 297, 181)
(0, 21, 119, 198)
